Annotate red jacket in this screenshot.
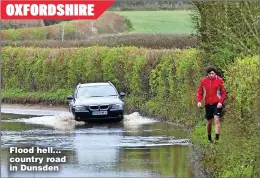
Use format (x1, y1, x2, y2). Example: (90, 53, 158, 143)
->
(196, 75, 227, 105)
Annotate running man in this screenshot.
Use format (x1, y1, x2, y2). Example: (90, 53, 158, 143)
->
(196, 66, 227, 144)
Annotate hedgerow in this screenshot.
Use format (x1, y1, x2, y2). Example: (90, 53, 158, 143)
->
(1, 34, 198, 49)
(2, 46, 203, 126)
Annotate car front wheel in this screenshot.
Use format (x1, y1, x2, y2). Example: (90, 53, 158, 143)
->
(116, 116, 124, 122)
(74, 114, 82, 121)
(72, 111, 81, 121)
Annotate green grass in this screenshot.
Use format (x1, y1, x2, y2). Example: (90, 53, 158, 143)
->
(113, 10, 194, 34)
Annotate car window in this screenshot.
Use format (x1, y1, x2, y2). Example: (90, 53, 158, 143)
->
(76, 85, 118, 98)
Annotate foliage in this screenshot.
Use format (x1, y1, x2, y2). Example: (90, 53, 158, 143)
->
(191, 1, 260, 71)
(1, 34, 198, 49)
(43, 20, 71, 26)
(2, 46, 203, 127)
(0, 20, 44, 29)
(2, 89, 72, 105)
(109, 1, 193, 11)
(223, 56, 260, 177)
(145, 49, 205, 125)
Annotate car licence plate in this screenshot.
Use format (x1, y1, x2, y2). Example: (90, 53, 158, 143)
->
(92, 111, 108, 115)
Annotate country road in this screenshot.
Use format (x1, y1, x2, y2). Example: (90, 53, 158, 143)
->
(1, 104, 193, 177)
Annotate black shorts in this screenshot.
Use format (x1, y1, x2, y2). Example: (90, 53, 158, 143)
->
(205, 103, 223, 120)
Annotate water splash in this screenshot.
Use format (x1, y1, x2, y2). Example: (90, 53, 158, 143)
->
(20, 113, 85, 131)
(123, 112, 158, 130)
(14, 112, 158, 131)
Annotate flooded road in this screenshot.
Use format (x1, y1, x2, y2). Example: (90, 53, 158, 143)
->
(1, 106, 193, 177)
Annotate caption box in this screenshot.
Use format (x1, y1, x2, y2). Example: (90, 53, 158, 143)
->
(9, 146, 67, 172)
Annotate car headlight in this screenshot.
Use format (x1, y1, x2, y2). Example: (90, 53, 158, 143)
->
(111, 104, 123, 109)
(74, 105, 86, 111)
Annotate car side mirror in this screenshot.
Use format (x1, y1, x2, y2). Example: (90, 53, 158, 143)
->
(119, 92, 125, 98)
(67, 95, 74, 100)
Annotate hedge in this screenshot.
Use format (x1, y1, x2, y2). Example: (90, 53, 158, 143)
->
(2, 46, 204, 127)
(1, 34, 198, 49)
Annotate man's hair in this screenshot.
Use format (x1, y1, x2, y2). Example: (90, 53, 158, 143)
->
(206, 65, 217, 74)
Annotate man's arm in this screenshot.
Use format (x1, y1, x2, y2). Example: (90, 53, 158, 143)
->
(219, 79, 227, 104)
(196, 80, 204, 103)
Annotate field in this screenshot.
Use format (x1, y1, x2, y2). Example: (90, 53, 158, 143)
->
(113, 10, 194, 34)
(1, 10, 196, 48)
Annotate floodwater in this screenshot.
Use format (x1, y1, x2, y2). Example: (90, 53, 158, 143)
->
(1, 107, 194, 177)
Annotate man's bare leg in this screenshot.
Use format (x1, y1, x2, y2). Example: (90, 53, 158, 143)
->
(214, 115, 221, 143)
(207, 119, 213, 142)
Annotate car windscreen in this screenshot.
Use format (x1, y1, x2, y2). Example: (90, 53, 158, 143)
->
(76, 85, 118, 98)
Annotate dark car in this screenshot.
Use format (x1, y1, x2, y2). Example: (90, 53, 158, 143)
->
(67, 82, 125, 122)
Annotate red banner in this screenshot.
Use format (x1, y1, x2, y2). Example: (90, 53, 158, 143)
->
(0, 0, 115, 20)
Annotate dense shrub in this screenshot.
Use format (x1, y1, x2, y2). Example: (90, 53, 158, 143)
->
(109, 1, 193, 11)
(2, 46, 203, 126)
(191, 2, 260, 72)
(144, 49, 205, 125)
(1, 34, 198, 49)
(1, 20, 44, 29)
(221, 56, 260, 177)
(43, 20, 71, 26)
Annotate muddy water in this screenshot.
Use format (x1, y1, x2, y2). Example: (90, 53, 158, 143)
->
(1, 110, 194, 177)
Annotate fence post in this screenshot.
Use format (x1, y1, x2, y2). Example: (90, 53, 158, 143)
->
(61, 22, 65, 42)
